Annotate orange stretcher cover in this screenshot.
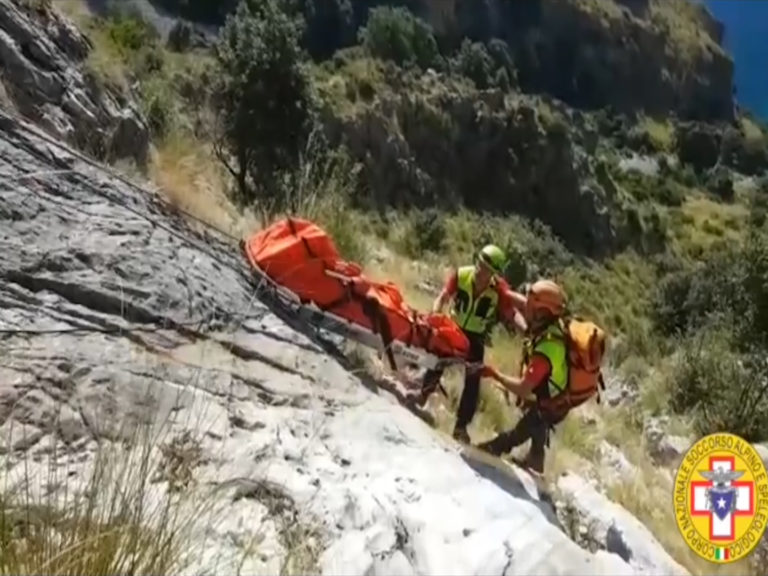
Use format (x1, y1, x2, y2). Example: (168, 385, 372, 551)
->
(242, 218, 470, 360)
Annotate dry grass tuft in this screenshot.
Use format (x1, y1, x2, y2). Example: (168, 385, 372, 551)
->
(148, 133, 260, 240)
(51, 0, 92, 28)
(313, 56, 388, 118)
(640, 115, 675, 152)
(741, 116, 766, 144)
(670, 193, 748, 255)
(0, 422, 209, 576)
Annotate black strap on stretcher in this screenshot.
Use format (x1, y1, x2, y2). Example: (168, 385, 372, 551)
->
(252, 218, 469, 377)
(288, 218, 401, 372)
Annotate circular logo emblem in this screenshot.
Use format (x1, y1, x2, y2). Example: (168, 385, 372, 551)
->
(674, 432, 768, 564)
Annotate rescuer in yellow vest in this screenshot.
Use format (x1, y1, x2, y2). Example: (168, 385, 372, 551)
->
(473, 279, 569, 474)
(416, 244, 525, 443)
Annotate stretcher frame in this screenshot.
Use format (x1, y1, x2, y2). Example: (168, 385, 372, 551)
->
(246, 259, 469, 373)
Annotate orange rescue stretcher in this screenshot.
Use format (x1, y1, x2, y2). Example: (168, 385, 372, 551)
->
(240, 217, 471, 371)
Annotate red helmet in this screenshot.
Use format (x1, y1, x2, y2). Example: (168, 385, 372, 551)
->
(525, 279, 566, 317)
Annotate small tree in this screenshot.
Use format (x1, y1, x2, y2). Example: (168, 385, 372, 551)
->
(212, 0, 313, 213)
(452, 39, 494, 89)
(358, 6, 439, 70)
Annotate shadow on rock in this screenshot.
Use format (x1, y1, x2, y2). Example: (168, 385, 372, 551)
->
(459, 451, 565, 532)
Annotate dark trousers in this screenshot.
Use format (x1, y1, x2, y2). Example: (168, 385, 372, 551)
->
(421, 331, 485, 430)
(477, 407, 565, 472)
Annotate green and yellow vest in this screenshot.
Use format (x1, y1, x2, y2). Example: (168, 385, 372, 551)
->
(520, 322, 568, 401)
(450, 265, 500, 335)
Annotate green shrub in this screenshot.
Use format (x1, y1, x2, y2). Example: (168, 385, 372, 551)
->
(644, 205, 669, 250)
(742, 231, 768, 342)
(652, 228, 768, 347)
(749, 206, 767, 229)
(613, 169, 684, 207)
(106, 11, 160, 55)
(749, 188, 768, 229)
(618, 203, 668, 255)
(494, 68, 511, 91)
(652, 244, 743, 338)
(288, 139, 368, 264)
(443, 213, 573, 282)
(397, 209, 447, 258)
(758, 175, 768, 195)
(656, 180, 685, 207)
(413, 209, 447, 254)
(167, 21, 193, 52)
(212, 0, 313, 212)
(502, 242, 528, 287)
(142, 86, 173, 139)
(521, 220, 575, 274)
(705, 167, 735, 202)
(701, 219, 724, 236)
(132, 46, 166, 78)
(451, 39, 494, 89)
(676, 164, 700, 188)
(368, 212, 392, 240)
(314, 200, 369, 264)
(653, 269, 697, 337)
(358, 6, 440, 70)
(720, 124, 768, 176)
(487, 39, 517, 87)
(670, 327, 768, 442)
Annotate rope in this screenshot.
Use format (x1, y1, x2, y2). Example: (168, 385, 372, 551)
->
(0, 305, 260, 337)
(0, 109, 242, 248)
(0, 108, 474, 374)
(0, 325, 195, 336)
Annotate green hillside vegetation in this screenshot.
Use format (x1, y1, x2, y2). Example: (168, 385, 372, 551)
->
(41, 0, 768, 574)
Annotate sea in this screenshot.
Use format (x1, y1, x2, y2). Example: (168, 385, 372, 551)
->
(704, 0, 768, 120)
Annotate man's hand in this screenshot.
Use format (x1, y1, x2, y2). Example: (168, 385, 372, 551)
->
(481, 365, 499, 379)
(506, 288, 528, 312)
(511, 310, 528, 334)
(467, 363, 499, 380)
(431, 289, 448, 313)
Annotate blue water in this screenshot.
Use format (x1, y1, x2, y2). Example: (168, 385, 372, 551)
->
(704, 0, 768, 119)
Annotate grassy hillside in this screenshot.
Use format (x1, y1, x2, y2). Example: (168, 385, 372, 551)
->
(147, 0, 737, 120)
(28, 0, 768, 574)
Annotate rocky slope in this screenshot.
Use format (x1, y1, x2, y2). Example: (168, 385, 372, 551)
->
(147, 0, 736, 121)
(317, 62, 660, 258)
(457, 0, 735, 121)
(0, 109, 693, 575)
(315, 57, 765, 260)
(1, 2, 764, 574)
(0, 0, 149, 164)
(46, 0, 764, 262)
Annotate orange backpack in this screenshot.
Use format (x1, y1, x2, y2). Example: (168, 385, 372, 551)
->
(539, 316, 607, 416)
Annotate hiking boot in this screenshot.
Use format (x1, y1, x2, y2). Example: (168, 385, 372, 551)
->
(413, 388, 432, 407)
(476, 435, 510, 457)
(522, 450, 545, 475)
(452, 426, 471, 444)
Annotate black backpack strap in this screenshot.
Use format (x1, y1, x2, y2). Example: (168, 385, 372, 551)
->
(596, 371, 605, 404)
(361, 295, 398, 372)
